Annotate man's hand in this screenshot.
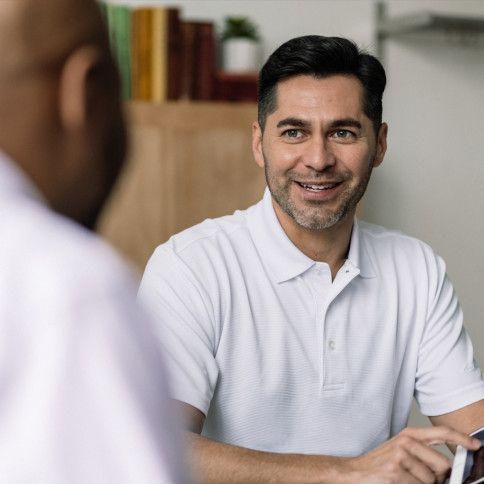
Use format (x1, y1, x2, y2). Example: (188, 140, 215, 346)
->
(346, 426, 481, 484)
(177, 401, 483, 484)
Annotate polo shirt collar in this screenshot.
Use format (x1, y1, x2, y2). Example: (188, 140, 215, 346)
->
(248, 188, 376, 283)
(345, 218, 376, 279)
(248, 188, 313, 283)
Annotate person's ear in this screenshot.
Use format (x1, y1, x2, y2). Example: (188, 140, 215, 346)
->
(372, 122, 388, 168)
(58, 45, 104, 131)
(252, 121, 264, 168)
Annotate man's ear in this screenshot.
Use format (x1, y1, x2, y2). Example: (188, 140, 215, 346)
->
(372, 122, 388, 168)
(252, 121, 264, 168)
(58, 45, 104, 131)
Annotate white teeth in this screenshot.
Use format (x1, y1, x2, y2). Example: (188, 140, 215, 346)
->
(300, 183, 337, 191)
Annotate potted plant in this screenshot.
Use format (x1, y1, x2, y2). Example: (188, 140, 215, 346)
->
(221, 16, 260, 73)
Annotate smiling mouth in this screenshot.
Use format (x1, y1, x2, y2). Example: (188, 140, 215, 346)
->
(296, 181, 341, 192)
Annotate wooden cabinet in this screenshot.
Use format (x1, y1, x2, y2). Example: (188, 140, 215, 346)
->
(97, 101, 266, 270)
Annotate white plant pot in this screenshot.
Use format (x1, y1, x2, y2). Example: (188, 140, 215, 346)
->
(223, 38, 259, 73)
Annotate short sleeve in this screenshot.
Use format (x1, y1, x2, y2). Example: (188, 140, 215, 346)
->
(415, 253, 484, 416)
(138, 245, 220, 416)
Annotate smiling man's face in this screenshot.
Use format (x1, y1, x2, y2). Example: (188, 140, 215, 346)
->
(252, 74, 387, 234)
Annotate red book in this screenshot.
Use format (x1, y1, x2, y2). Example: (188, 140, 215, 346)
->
(179, 21, 197, 99)
(167, 8, 182, 100)
(193, 22, 215, 100)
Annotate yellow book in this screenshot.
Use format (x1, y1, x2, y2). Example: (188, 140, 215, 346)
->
(151, 7, 167, 103)
(131, 8, 153, 101)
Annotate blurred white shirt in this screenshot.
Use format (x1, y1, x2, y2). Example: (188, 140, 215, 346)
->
(0, 151, 188, 483)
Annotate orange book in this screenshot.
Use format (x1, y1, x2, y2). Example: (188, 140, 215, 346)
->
(131, 8, 153, 101)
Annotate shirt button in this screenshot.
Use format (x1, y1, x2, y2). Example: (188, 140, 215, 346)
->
(328, 340, 336, 350)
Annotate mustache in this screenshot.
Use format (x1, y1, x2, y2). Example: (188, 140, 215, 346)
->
(286, 168, 352, 182)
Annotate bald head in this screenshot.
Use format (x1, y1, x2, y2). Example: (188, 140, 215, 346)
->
(0, 0, 126, 229)
(0, 0, 107, 82)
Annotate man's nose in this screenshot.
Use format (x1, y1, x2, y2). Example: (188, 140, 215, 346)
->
(302, 136, 336, 172)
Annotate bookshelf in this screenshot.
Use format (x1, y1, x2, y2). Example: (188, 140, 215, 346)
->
(97, 3, 262, 268)
(99, 1, 258, 103)
(97, 101, 265, 270)
(214, 72, 258, 102)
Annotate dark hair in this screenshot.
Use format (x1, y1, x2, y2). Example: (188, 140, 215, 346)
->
(258, 35, 386, 133)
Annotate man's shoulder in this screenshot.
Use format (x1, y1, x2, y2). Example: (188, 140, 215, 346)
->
(3, 199, 136, 294)
(357, 219, 442, 271)
(143, 204, 261, 290)
(162, 206, 252, 256)
(0, 199, 141, 335)
(358, 219, 433, 250)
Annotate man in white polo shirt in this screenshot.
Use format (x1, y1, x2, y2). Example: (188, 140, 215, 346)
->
(139, 36, 484, 483)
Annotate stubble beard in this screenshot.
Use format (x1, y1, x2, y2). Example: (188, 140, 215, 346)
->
(263, 154, 374, 231)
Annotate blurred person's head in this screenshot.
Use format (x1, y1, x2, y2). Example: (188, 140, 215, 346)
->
(0, 0, 126, 229)
(257, 35, 386, 134)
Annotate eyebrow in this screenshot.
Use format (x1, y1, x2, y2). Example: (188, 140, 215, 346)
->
(276, 117, 362, 130)
(329, 118, 362, 130)
(276, 117, 310, 129)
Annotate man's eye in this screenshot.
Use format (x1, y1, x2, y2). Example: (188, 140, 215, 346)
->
(283, 129, 302, 139)
(333, 130, 354, 139)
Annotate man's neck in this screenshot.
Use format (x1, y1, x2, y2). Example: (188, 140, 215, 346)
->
(272, 200, 355, 280)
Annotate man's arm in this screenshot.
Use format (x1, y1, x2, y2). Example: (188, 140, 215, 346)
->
(179, 401, 481, 484)
(430, 399, 484, 441)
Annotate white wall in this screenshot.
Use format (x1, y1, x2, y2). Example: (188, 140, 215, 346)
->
(366, 0, 484, 361)
(112, 0, 484, 428)
(108, 0, 377, 65)
(364, 0, 484, 431)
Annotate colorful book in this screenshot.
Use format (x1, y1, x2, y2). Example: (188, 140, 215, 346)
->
(151, 7, 167, 102)
(167, 8, 182, 100)
(131, 8, 153, 101)
(179, 21, 216, 101)
(132, 7, 182, 102)
(193, 22, 215, 100)
(106, 4, 131, 101)
(100, 2, 216, 102)
(179, 21, 198, 100)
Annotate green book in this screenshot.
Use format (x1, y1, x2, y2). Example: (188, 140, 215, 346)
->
(106, 3, 132, 101)
(97, 1, 108, 26)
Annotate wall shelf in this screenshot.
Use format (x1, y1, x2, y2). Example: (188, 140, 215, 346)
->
(378, 11, 484, 38)
(376, 2, 484, 60)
